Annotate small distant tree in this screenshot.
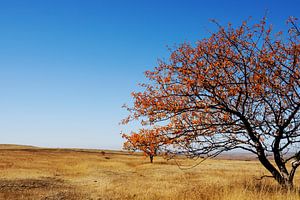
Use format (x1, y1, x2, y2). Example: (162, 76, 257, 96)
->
(123, 17, 300, 188)
(122, 129, 166, 163)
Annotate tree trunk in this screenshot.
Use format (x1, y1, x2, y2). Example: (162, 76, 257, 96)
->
(260, 159, 295, 189)
(283, 179, 294, 190)
(150, 155, 154, 163)
(256, 150, 294, 189)
(278, 174, 294, 190)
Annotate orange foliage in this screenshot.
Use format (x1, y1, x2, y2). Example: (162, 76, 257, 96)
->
(122, 128, 167, 162)
(122, 17, 300, 187)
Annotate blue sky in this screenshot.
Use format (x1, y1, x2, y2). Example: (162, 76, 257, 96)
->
(0, 0, 299, 149)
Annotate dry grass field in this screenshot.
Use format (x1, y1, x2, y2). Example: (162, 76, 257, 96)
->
(0, 144, 299, 200)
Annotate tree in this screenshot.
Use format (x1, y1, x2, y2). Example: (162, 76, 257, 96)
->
(122, 128, 166, 163)
(123, 17, 300, 188)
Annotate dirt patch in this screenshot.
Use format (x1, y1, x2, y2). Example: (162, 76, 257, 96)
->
(0, 177, 87, 200)
(0, 177, 62, 191)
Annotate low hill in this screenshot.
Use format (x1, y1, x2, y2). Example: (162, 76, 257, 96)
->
(0, 144, 39, 149)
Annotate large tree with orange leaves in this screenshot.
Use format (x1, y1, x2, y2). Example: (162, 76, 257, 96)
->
(123, 17, 300, 188)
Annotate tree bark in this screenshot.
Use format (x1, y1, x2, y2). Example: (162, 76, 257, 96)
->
(238, 113, 295, 189)
(150, 155, 154, 163)
(258, 150, 296, 189)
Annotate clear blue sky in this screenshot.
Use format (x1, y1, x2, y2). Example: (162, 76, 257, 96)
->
(0, 0, 298, 149)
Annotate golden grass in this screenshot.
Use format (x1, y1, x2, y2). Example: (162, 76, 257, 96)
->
(0, 146, 299, 199)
